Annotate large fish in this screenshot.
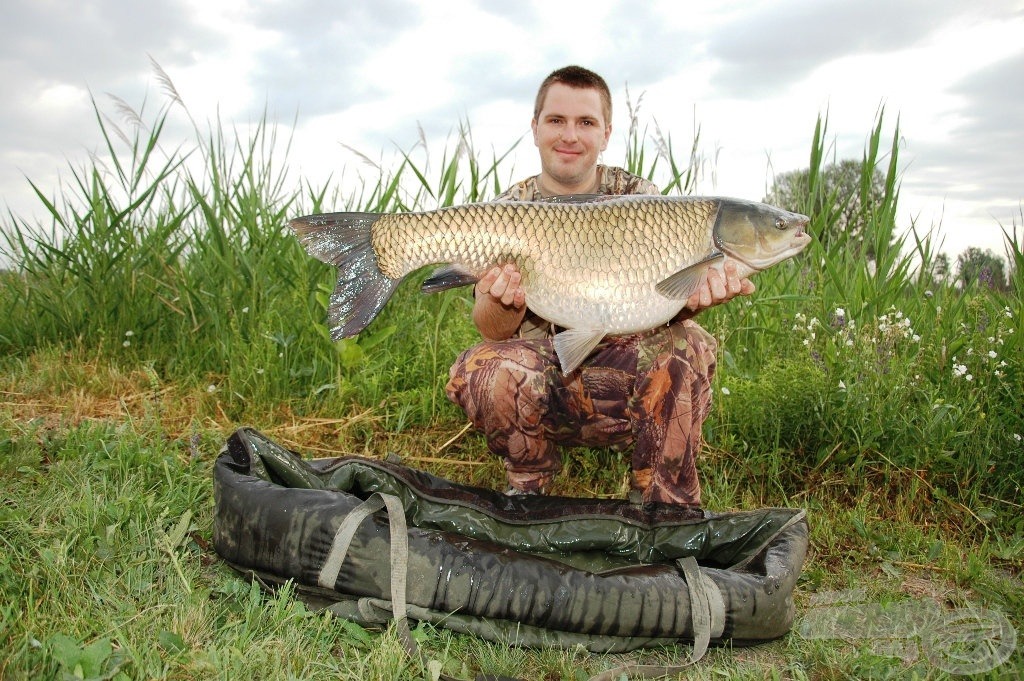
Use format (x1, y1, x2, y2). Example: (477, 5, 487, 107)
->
(291, 195, 811, 374)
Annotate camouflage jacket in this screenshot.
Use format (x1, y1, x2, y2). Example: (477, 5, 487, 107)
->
(494, 164, 658, 201)
(493, 165, 660, 339)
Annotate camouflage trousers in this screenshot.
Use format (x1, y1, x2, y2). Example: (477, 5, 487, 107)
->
(445, 320, 717, 506)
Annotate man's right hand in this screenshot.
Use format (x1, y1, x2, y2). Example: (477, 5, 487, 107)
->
(472, 264, 527, 341)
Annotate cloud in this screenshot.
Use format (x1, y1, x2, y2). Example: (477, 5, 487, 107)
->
(905, 49, 1024, 220)
(244, 0, 425, 118)
(706, 0, 967, 98)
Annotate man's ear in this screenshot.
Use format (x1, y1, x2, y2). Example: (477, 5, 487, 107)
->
(531, 118, 539, 146)
(602, 124, 611, 151)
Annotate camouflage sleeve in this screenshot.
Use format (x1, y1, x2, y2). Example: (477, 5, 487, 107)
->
(599, 165, 660, 196)
(493, 176, 541, 202)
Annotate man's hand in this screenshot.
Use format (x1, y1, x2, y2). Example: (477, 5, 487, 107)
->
(683, 259, 755, 312)
(476, 264, 526, 309)
(472, 264, 527, 341)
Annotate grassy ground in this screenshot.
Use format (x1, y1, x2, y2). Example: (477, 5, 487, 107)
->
(1, 355, 1020, 680)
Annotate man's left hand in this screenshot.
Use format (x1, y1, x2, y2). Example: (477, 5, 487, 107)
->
(684, 259, 755, 312)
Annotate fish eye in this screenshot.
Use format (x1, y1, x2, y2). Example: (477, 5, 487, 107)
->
(775, 217, 787, 230)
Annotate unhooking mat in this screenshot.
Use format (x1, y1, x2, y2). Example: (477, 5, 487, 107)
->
(213, 427, 809, 678)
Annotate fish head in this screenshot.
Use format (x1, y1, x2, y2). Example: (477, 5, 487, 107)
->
(713, 200, 811, 272)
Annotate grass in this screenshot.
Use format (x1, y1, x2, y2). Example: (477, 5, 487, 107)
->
(0, 84, 1021, 679)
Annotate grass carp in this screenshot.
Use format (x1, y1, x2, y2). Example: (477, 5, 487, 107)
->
(291, 195, 811, 374)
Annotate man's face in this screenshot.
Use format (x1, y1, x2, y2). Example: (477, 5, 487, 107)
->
(532, 83, 611, 192)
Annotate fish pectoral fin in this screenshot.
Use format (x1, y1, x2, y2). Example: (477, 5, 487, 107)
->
(552, 328, 605, 375)
(655, 252, 726, 299)
(420, 265, 479, 293)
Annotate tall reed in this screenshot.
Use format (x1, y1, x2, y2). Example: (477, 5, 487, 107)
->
(1, 89, 1019, 514)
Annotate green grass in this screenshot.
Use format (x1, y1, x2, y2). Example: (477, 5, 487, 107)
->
(0, 88, 1021, 679)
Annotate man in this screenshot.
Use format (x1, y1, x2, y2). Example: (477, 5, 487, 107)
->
(445, 66, 753, 505)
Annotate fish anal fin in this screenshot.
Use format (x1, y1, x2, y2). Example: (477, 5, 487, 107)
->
(552, 328, 606, 375)
(655, 252, 726, 300)
(421, 264, 478, 293)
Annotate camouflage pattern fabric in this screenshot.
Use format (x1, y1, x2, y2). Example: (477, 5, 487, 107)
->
(494, 164, 659, 201)
(447, 167, 717, 505)
(447, 320, 717, 506)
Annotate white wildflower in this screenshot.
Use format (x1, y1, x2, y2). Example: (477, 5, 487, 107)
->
(912, 335, 921, 343)
(721, 387, 731, 395)
(207, 384, 217, 393)
(242, 306, 250, 314)
(838, 380, 847, 391)
(1005, 307, 1013, 318)
(124, 330, 134, 337)
(924, 290, 933, 298)
(256, 368, 265, 375)
(122, 340, 131, 348)
(803, 339, 811, 347)
(988, 350, 997, 359)
(966, 374, 974, 382)
(846, 339, 854, 347)
(835, 307, 846, 318)
(1014, 433, 1022, 442)
(952, 364, 968, 378)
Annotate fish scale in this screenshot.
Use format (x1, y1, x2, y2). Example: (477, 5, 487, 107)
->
(292, 194, 810, 374)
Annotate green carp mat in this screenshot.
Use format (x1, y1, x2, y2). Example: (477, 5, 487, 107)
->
(213, 427, 809, 671)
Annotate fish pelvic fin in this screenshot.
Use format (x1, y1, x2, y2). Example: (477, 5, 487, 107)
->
(655, 251, 726, 300)
(553, 328, 606, 375)
(421, 264, 479, 293)
(291, 212, 401, 339)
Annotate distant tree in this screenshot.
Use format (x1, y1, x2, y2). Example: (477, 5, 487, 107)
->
(765, 159, 888, 255)
(956, 247, 1008, 291)
(931, 252, 952, 286)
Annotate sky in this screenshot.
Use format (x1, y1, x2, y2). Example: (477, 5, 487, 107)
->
(2, 0, 1022, 263)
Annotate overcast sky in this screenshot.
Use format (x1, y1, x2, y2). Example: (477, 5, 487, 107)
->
(2, 0, 1022, 261)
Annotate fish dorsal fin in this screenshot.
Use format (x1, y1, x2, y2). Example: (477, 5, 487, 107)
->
(420, 264, 478, 293)
(655, 252, 725, 300)
(552, 328, 605, 375)
(536, 193, 608, 204)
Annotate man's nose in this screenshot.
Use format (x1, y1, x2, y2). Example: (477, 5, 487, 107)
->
(560, 124, 578, 142)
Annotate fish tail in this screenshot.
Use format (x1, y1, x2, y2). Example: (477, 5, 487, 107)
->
(290, 212, 401, 339)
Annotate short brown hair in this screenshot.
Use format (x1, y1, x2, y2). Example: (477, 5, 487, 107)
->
(533, 65, 612, 124)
